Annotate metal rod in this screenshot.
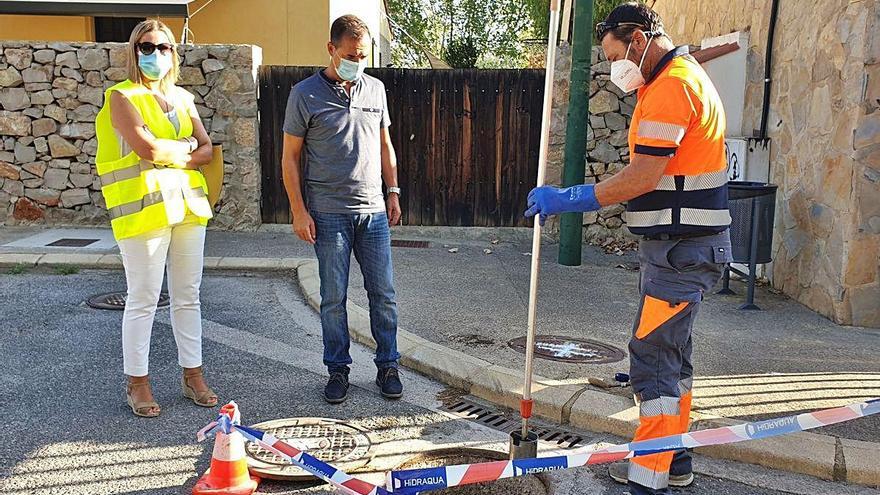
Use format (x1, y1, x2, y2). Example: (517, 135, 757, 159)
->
(521, 0, 561, 440)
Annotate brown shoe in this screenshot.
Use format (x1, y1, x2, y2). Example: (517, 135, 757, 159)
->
(126, 380, 161, 418)
(182, 367, 218, 407)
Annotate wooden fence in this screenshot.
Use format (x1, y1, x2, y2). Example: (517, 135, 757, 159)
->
(258, 66, 545, 226)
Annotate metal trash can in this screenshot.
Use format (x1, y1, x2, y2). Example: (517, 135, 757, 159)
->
(718, 181, 778, 309)
(729, 182, 777, 263)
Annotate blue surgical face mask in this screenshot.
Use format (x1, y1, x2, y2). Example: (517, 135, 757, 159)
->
(334, 51, 366, 82)
(138, 50, 173, 81)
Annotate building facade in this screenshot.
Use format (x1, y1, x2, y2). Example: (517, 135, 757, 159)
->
(0, 0, 393, 66)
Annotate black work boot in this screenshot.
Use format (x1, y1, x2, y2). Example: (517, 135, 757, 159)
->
(324, 370, 349, 404)
(376, 367, 403, 399)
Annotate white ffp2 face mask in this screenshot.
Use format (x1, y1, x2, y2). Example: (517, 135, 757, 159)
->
(610, 33, 652, 93)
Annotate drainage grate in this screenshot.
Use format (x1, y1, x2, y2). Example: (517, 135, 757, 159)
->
(245, 417, 372, 481)
(47, 238, 99, 247)
(86, 292, 170, 310)
(508, 336, 626, 364)
(391, 239, 430, 248)
(440, 395, 585, 449)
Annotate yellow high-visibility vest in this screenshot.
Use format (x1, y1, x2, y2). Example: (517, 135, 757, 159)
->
(96, 79, 212, 240)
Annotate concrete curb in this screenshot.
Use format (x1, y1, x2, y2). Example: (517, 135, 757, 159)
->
(259, 223, 553, 244)
(0, 253, 309, 272)
(295, 259, 880, 487)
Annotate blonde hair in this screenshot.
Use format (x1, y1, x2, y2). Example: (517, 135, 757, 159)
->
(126, 19, 180, 93)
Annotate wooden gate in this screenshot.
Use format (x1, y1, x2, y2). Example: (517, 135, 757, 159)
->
(259, 66, 545, 226)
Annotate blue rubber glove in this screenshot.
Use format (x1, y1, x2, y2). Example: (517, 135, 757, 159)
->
(524, 185, 601, 225)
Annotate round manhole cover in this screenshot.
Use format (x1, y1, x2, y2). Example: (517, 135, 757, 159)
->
(86, 292, 170, 310)
(508, 336, 626, 364)
(245, 417, 372, 481)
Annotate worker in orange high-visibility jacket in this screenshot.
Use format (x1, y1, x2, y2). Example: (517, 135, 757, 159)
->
(525, 3, 732, 494)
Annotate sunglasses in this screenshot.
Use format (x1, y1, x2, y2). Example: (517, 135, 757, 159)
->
(137, 42, 174, 56)
(595, 21, 647, 41)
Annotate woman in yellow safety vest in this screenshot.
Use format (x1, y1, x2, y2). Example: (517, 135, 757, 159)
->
(96, 20, 217, 417)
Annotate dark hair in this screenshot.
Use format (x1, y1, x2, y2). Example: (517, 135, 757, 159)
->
(597, 2, 665, 43)
(330, 15, 371, 45)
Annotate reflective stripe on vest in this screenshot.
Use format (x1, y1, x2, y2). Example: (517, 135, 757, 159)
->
(100, 160, 155, 187)
(626, 208, 672, 228)
(108, 187, 206, 220)
(680, 207, 731, 226)
(655, 169, 729, 191)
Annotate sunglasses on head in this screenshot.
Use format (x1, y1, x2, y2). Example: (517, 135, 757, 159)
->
(595, 21, 648, 41)
(137, 42, 174, 55)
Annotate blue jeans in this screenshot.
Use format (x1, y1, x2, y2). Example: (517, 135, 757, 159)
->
(312, 211, 400, 373)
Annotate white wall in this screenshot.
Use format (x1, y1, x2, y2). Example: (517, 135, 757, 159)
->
(701, 31, 749, 137)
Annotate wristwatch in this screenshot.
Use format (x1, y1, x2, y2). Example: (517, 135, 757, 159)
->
(388, 187, 402, 196)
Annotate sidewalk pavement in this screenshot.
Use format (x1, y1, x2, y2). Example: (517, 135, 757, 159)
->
(2, 224, 878, 487)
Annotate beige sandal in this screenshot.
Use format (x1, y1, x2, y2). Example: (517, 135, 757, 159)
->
(126, 381, 161, 418)
(182, 368, 219, 407)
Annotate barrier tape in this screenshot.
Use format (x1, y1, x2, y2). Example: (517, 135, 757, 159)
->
(197, 398, 878, 495)
(387, 398, 880, 494)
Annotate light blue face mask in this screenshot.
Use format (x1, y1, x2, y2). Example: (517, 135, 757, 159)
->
(138, 50, 173, 81)
(334, 53, 366, 82)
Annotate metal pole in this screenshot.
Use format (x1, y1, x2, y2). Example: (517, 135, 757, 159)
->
(740, 198, 762, 310)
(520, 0, 562, 441)
(558, 0, 594, 266)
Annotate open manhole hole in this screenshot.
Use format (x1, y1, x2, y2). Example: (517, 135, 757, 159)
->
(46, 238, 99, 247)
(508, 336, 625, 364)
(394, 448, 550, 495)
(245, 417, 372, 481)
(86, 292, 170, 310)
(391, 239, 430, 248)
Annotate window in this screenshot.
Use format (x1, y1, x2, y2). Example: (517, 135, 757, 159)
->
(94, 17, 145, 42)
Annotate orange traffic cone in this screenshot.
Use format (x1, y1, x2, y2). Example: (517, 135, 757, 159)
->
(194, 402, 260, 495)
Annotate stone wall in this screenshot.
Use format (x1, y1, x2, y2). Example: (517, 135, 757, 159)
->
(548, 44, 637, 244)
(0, 41, 262, 231)
(652, 0, 879, 327)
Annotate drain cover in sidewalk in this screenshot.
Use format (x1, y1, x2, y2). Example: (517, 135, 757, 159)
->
(245, 417, 372, 481)
(3, 228, 117, 250)
(391, 239, 430, 248)
(508, 336, 626, 364)
(47, 238, 99, 247)
(86, 292, 170, 310)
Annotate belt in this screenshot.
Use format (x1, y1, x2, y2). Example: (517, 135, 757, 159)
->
(642, 231, 719, 241)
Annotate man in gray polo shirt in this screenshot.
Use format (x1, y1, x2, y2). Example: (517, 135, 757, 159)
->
(281, 15, 403, 404)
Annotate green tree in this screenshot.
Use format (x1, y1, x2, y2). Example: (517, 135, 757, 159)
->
(524, 0, 623, 41)
(386, 0, 626, 68)
(386, 0, 537, 68)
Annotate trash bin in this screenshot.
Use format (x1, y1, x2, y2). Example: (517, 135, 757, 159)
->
(728, 182, 777, 264)
(718, 181, 778, 310)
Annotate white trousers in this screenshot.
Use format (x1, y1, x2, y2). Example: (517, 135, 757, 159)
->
(118, 219, 206, 377)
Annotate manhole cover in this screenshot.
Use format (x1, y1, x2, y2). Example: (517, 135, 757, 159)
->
(508, 336, 626, 364)
(245, 417, 372, 481)
(47, 238, 99, 247)
(86, 292, 170, 310)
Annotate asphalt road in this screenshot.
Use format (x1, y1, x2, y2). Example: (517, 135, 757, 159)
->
(0, 268, 873, 495)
